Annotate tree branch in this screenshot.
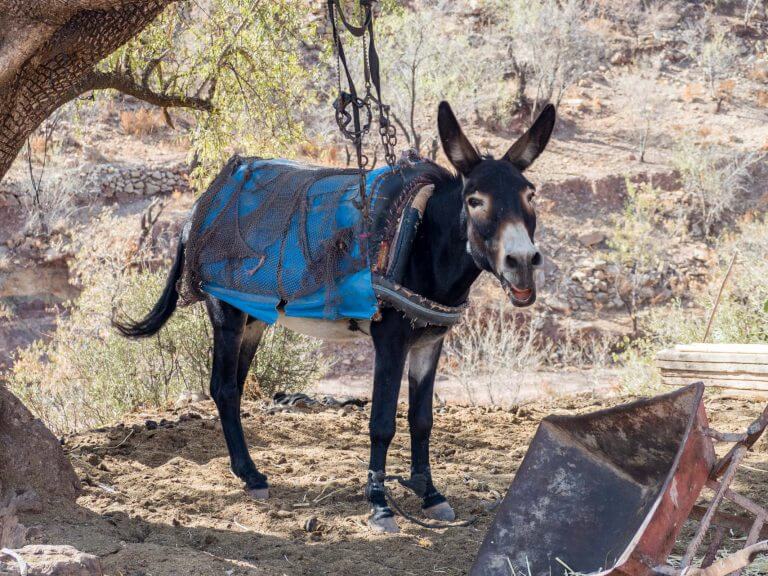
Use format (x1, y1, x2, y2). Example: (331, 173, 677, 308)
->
(86, 70, 213, 112)
(0, 0, 176, 181)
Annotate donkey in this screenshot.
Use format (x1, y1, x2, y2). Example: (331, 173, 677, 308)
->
(114, 101, 555, 533)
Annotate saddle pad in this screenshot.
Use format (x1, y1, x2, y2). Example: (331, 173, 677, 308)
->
(183, 157, 406, 324)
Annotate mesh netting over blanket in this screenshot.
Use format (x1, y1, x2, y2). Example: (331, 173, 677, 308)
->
(179, 156, 432, 323)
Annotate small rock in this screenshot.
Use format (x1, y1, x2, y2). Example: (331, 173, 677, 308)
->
(610, 49, 632, 66)
(0, 545, 102, 575)
(570, 270, 587, 283)
(144, 420, 158, 431)
(692, 247, 708, 262)
(303, 516, 320, 532)
(578, 230, 605, 247)
(546, 296, 571, 315)
(175, 390, 209, 407)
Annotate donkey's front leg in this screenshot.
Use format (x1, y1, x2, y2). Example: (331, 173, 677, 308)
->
(408, 336, 455, 521)
(207, 298, 269, 499)
(367, 312, 411, 533)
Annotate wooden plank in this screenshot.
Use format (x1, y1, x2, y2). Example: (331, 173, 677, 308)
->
(657, 360, 768, 375)
(678, 387, 768, 400)
(660, 375, 768, 392)
(672, 343, 768, 354)
(659, 369, 768, 381)
(656, 350, 768, 365)
(661, 372, 768, 390)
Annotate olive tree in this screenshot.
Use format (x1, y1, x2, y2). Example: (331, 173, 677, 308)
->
(0, 0, 176, 182)
(0, 0, 308, 185)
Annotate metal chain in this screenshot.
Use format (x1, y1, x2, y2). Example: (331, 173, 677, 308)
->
(329, 0, 398, 172)
(378, 104, 398, 168)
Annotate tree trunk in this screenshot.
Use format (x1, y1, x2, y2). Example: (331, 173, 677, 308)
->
(0, 0, 177, 183)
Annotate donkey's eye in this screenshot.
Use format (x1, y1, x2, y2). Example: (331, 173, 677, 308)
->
(467, 197, 484, 209)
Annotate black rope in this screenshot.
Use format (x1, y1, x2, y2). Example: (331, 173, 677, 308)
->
(327, 0, 399, 225)
(370, 471, 479, 530)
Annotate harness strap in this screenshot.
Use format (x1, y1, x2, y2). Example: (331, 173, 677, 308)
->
(327, 0, 370, 226)
(372, 275, 468, 327)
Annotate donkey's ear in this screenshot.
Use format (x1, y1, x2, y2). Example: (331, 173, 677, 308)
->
(503, 104, 556, 171)
(438, 101, 481, 176)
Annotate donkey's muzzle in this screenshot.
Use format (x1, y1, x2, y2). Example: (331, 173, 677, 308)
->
(498, 252, 539, 307)
(499, 275, 537, 307)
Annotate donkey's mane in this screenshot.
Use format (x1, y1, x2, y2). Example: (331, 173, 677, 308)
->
(414, 158, 458, 192)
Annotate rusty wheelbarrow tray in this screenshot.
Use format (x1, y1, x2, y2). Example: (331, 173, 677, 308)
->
(471, 383, 768, 576)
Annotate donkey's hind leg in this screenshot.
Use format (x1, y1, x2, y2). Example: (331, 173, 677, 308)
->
(237, 317, 267, 397)
(207, 298, 270, 499)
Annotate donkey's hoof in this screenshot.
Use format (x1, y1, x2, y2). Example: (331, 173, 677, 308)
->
(247, 487, 270, 500)
(367, 515, 400, 534)
(423, 501, 455, 521)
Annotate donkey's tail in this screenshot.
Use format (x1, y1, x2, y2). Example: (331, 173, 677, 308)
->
(112, 235, 185, 339)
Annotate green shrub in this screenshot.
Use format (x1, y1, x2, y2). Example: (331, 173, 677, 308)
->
(9, 271, 210, 434)
(9, 268, 325, 434)
(247, 326, 325, 400)
(672, 138, 762, 237)
(604, 179, 666, 334)
(615, 216, 768, 391)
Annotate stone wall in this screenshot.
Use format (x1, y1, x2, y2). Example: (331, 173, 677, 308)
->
(88, 163, 189, 198)
(0, 162, 190, 208)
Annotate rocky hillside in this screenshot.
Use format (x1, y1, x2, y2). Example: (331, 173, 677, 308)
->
(0, 1, 767, 373)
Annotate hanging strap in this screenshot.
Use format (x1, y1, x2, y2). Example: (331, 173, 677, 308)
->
(327, 0, 398, 175)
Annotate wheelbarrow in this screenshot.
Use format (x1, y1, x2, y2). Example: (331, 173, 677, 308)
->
(471, 383, 768, 576)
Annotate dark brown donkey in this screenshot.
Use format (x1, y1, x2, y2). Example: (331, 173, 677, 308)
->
(114, 101, 556, 533)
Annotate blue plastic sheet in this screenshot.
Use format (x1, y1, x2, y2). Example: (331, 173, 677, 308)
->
(197, 159, 395, 324)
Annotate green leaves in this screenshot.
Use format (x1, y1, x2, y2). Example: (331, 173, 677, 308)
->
(101, 0, 312, 191)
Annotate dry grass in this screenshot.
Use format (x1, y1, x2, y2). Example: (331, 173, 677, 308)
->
(757, 90, 768, 109)
(443, 301, 547, 405)
(119, 108, 166, 137)
(682, 82, 706, 103)
(443, 300, 613, 406)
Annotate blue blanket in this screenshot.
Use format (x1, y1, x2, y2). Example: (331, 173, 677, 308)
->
(187, 158, 400, 324)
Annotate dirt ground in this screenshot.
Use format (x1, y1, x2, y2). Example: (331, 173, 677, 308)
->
(15, 389, 768, 576)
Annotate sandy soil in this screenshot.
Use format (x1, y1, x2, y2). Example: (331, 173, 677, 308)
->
(16, 390, 768, 576)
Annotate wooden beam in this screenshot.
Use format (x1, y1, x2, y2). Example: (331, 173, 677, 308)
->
(672, 344, 768, 354)
(690, 506, 768, 540)
(660, 376, 768, 392)
(657, 350, 768, 365)
(657, 360, 768, 375)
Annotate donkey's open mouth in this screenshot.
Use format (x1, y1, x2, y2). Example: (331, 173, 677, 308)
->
(499, 277, 536, 307)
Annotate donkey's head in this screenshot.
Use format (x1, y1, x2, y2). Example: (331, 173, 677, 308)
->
(437, 101, 555, 307)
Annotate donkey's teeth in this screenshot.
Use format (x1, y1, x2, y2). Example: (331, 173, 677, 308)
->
(511, 287, 532, 299)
